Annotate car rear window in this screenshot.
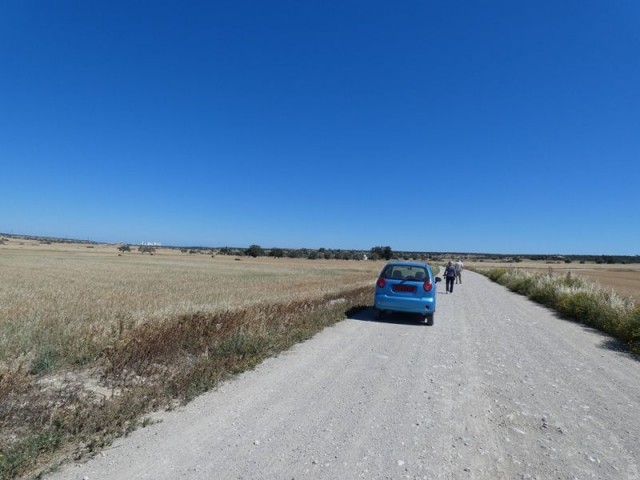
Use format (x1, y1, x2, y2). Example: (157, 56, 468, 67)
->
(382, 265, 429, 281)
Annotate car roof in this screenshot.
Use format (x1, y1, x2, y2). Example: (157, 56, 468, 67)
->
(384, 261, 429, 268)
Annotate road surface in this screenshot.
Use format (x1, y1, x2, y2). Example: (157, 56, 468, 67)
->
(48, 271, 640, 479)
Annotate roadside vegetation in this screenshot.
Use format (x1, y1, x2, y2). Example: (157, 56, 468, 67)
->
(481, 268, 640, 354)
(0, 284, 372, 479)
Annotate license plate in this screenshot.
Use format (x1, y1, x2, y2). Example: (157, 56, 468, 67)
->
(392, 284, 416, 293)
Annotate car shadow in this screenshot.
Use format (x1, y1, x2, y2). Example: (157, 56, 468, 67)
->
(346, 306, 428, 327)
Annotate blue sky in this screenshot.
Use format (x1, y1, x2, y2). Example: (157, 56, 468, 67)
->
(1, 1, 639, 254)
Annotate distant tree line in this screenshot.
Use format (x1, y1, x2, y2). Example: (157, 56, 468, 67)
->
(369, 246, 393, 260)
(504, 254, 640, 265)
(97, 243, 639, 264)
(117, 244, 155, 254)
(152, 244, 640, 264)
(3, 232, 632, 264)
(0, 233, 98, 246)
(210, 245, 430, 261)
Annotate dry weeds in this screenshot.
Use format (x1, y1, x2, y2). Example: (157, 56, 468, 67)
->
(465, 259, 640, 303)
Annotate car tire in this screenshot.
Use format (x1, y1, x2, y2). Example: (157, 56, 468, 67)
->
(425, 314, 434, 326)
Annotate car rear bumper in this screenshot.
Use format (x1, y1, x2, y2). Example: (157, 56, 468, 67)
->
(374, 294, 436, 315)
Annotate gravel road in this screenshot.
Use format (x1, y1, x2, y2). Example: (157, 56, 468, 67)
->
(48, 270, 640, 480)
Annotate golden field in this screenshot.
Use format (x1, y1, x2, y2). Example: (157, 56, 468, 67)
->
(0, 238, 383, 366)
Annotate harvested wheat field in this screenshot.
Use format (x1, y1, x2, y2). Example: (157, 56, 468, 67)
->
(1, 237, 390, 478)
(0, 237, 383, 366)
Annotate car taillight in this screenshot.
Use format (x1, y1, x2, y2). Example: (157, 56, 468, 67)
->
(377, 277, 386, 288)
(423, 280, 433, 292)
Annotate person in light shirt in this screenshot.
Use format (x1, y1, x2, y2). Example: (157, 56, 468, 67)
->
(454, 259, 463, 284)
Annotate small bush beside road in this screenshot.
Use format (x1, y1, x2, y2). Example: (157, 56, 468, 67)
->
(483, 268, 640, 354)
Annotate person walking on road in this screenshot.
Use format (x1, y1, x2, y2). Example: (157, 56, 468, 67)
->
(455, 259, 463, 284)
(444, 261, 456, 293)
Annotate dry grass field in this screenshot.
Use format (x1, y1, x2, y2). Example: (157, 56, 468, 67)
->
(0, 237, 383, 366)
(465, 259, 640, 304)
(1, 237, 389, 478)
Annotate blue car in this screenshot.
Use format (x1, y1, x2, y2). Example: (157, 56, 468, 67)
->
(373, 261, 441, 325)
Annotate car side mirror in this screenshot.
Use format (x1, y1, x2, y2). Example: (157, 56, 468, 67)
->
(435, 277, 442, 283)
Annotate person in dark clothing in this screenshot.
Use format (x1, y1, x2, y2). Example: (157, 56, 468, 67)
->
(444, 261, 456, 293)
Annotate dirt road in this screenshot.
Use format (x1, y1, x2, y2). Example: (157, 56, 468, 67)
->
(48, 271, 640, 479)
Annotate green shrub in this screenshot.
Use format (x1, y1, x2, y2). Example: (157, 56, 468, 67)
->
(530, 280, 560, 306)
(486, 268, 508, 282)
(556, 291, 605, 329)
(628, 308, 640, 351)
(509, 274, 537, 296)
(30, 350, 57, 375)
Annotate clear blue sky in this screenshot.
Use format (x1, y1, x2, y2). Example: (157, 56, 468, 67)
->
(2, 1, 639, 254)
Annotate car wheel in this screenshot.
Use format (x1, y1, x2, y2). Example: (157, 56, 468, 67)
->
(425, 314, 434, 326)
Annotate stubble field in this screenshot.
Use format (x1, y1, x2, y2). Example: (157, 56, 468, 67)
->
(0, 238, 385, 366)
